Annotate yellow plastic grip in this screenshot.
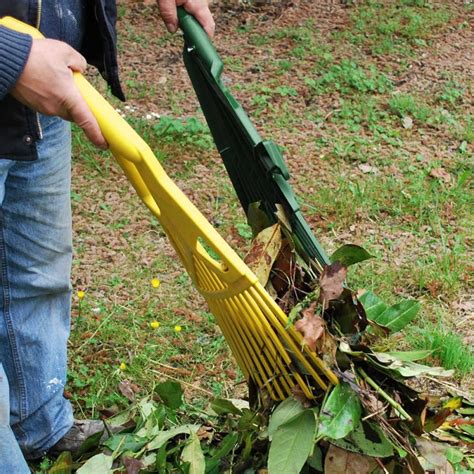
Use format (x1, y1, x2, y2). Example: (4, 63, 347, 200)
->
(0, 16, 340, 398)
(0, 16, 152, 163)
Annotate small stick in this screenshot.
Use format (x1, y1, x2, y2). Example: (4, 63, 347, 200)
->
(149, 367, 214, 396)
(358, 368, 413, 422)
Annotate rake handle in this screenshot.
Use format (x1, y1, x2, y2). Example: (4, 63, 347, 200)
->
(177, 7, 223, 80)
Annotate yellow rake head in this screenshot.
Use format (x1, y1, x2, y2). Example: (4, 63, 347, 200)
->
(1, 16, 338, 400)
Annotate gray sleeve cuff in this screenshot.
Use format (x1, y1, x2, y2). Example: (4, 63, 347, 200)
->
(0, 26, 33, 100)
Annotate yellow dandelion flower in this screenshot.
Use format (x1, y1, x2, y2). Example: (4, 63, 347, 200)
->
(174, 325, 182, 333)
(77, 290, 85, 300)
(119, 362, 127, 371)
(150, 278, 161, 289)
(150, 320, 160, 329)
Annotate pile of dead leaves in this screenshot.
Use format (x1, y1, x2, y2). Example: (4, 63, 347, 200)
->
(243, 217, 473, 473)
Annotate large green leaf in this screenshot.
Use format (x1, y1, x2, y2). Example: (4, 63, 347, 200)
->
(384, 350, 433, 362)
(368, 353, 454, 378)
(76, 429, 104, 456)
(329, 420, 394, 458)
(181, 432, 205, 474)
(76, 454, 113, 474)
(330, 244, 373, 267)
(375, 300, 420, 332)
(358, 291, 387, 321)
(104, 433, 148, 455)
(146, 424, 200, 451)
(210, 398, 243, 416)
(154, 381, 184, 409)
(317, 383, 362, 440)
(268, 397, 305, 438)
(268, 410, 317, 474)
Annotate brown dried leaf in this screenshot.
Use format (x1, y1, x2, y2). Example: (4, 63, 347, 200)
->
(324, 445, 379, 474)
(118, 380, 136, 402)
(429, 167, 452, 184)
(197, 426, 214, 442)
(123, 457, 143, 474)
(319, 262, 347, 307)
(244, 224, 282, 286)
(291, 385, 313, 408)
(294, 302, 325, 351)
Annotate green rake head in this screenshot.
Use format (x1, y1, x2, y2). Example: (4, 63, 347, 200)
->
(177, 9, 330, 272)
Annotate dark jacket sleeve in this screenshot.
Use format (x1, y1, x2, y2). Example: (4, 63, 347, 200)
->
(0, 26, 32, 100)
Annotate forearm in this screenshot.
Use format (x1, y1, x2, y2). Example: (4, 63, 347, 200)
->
(0, 26, 32, 100)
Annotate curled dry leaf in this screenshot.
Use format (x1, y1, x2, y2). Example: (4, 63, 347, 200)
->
(123, 457, 143, 474)
(294, 302, 325, 352)
(429, 167, 452, 184)
(319, 262, 347, 307)
(324, 445, 379, 474)
(118, 380, 138, 402)
(244, 224, 282, 286)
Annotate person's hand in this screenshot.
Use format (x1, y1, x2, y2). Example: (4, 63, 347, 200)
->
(157, 0, 215, 37)
(10, 38, 107, 149)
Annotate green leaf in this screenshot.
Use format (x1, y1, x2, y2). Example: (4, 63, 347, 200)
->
(76, 429, 104, 456)
(210, 398, 243, 416)
(384, 350, 433, 362)
(268, 410, 317, 474)
(206, 432, 239, 471)
(329, 420, 394, 458)
(317, 383, 362, 440)
(103, 433, 148, 455)
(181, 432, 205, 474)
(330, 244, 373, 267)
(358, 291, 387, 321)
(459, 424, 474, 436)
(154, 381, 183, 409)
(76, 453, 113, 474)
(306, 446, 323, 471)
(268, 397, 305, 438)
(48, 451, 73, 474)
(146, 424, 200, 451)
(445, 447, 464, 464)
(375, 300, 420, 332)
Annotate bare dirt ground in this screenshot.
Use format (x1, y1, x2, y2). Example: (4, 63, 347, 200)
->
(70, 0, 473, 404)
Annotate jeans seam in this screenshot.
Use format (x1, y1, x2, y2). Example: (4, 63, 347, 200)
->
(0, 211, 29, 428)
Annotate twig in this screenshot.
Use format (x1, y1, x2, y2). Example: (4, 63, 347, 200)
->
(149, 367, 214, 396)
(358, 368, 413, 422)
(375, 457, 389, 474)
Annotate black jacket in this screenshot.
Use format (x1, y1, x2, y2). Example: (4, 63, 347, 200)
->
(0, 0, 124, 161)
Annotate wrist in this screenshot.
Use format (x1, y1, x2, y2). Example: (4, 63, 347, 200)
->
(0, 26, 32, 100)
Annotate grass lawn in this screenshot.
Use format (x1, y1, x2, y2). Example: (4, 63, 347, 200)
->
(63, 0, 472, 430)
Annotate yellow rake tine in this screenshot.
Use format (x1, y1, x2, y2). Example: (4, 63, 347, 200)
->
(226, 295, 289, 399)
(3, 14, 340, 402)
(235, 292, 297, 396)
(213, 299, 281, 399)
(249, 286, 329, 391)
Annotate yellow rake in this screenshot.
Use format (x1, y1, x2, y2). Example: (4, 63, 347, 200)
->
(1, 16, 338, 400)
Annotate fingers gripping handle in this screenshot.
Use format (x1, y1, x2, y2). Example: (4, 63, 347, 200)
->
(0, 16, 161, 215)
(177, 7, 223, 79)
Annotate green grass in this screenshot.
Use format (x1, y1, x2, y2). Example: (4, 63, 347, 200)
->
(66, 0, 473, 422)
(342, 0, 452, 56)
(406, 323, 474, 375)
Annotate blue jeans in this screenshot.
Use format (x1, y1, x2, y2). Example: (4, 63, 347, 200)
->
(0, 114, 73, 468)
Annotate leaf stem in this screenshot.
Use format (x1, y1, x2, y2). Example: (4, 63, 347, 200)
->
(357, 368, 413, 422)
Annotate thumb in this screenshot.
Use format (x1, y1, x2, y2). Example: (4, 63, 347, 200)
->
(64, 87, 108, 149)
(157, 0, 178, 33)
(63, 45, 87, 73)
